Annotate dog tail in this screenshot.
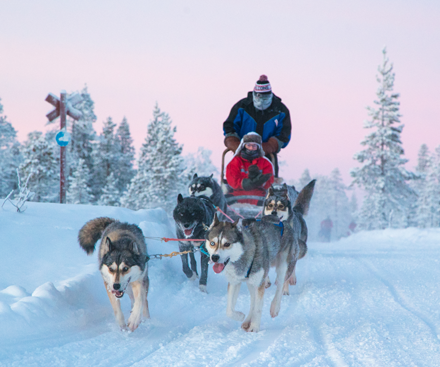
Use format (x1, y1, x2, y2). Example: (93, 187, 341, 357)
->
(293, 179, 316, 216)
(78, 217, 117, 255)
(298, 239, 308, 259)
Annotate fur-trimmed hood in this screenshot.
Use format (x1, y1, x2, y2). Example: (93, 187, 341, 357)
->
(234, 132, 265, 158)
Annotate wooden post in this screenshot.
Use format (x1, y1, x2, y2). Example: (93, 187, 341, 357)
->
(60, 91, 67, 204)
(46, 90, 82, 204)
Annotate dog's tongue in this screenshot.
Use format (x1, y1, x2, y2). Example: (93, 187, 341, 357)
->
(213, 262, 225, 274)
(184, 228, 193, 236)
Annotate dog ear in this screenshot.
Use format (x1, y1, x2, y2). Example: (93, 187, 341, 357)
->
(128, 241, 140, 254)
(193, 173, 198, 179)
(209, 173, 213, 179)
(266, 186, 274, 199)
(177, 193, 184, 203)
(209, 213, 220, 229)
(231, 219, 240, 228)
(105, 237, 113, 252)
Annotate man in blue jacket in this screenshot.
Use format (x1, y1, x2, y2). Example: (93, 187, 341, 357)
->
(223, 75, 291, 177)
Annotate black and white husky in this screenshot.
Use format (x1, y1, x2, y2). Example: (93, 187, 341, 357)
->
(188, 173, 228, 215)
(173, 194, 216, 292)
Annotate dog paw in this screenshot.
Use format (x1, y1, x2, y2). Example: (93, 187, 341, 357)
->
(242, 321, 259, 332)
(189, 271, 198, 281)
(265, 277, 271, 289)
(199, 284, 208, 293)
(270, 301, 280, 318)
(227, 310, 245, 322)
(127, 312, 142, 332)
(288, 274, 297, 286)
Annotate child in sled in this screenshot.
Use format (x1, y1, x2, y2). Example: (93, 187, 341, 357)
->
(226, 132, 274, 205)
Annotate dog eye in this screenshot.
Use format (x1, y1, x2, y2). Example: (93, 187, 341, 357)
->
(122, 267, 129, 272)
(268, 204, 274, 209)
(210, 242, 216, 247)
(278, 205, 284, 210)
(108, 267, 115, 273)
(224, 243, 231, 248)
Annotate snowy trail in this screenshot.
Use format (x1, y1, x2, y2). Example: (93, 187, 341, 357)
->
(1, 204, 440, 366)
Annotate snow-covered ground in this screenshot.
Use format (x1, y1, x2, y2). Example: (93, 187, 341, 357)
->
(1, 202, 440, 366)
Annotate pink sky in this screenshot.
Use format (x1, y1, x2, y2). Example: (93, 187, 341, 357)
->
(1, 0, 439, 184)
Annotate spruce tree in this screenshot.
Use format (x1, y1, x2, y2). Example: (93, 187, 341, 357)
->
(115, 117, 136, 193)
(0, 99, 22, 197)
(67, 158, 94, 204)
(299, 169, 312, 189)
(98, 172, 120, 207)
(122, 103, 185, 212)
(91, 117, 119, 200)
(351, 48, 415, 230)
(184, 147, 219, 183)
(19, 131, 59, 202)
(415, 146, 440, 227)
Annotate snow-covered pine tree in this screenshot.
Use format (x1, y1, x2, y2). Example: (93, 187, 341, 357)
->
(0, 98, 22, 197)
(415, 146, 440, 228)
(306, 169, 352, 240)
(91, 117, 119, 200)
(183, 147, 219, 184)
(122, 103, 185, 212)
(299, 169, 312, 189)
(67, 158, 94, 204)
(19, 131, 59, 202)
(98, 172, 120, 206)
(351, 48, 415, 230)
(114, 117, 136, 193)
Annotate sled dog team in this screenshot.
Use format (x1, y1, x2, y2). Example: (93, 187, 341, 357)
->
(78, 177, 316, 333)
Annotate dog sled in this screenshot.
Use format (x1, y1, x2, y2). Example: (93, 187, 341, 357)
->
(220, 148, 280, 220)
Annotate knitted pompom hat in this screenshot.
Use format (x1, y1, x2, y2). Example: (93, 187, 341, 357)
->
(253, 75, 272, 94)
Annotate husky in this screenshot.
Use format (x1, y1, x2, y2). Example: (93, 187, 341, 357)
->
(205, 213, 297, 333)
(173, 194, 216, 292)
(78, 217, 149, 332)
(263, 183, 299, 222)
(188, 173, 228, 217)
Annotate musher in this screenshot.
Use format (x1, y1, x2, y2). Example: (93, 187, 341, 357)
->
(223, 75, 292, 177)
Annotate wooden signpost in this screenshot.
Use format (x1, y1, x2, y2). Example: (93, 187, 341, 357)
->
(45, 91, 83, 204)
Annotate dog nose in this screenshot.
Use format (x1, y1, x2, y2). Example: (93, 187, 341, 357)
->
(184, 223, 190, 228)
(211, 254, 220, 262)
(113, 283, 121, 290)
(272, 210, 277, 215)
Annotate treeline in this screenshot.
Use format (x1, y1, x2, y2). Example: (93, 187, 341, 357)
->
(0, 87, 217, 212)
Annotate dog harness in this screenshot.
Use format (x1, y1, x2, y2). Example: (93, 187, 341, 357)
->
(243, 220, 283, 279)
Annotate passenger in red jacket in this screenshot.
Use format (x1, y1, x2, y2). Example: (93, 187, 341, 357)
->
(226, 132, 274, 204)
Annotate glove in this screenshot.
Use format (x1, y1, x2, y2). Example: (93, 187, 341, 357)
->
(242, 173, 272, 190)
(248, 165, 260, 179)
(224, 136, 240, 152)
(262, 137, 279, 154)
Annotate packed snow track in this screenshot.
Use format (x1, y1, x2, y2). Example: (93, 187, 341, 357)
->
(1, 203, 440, 366)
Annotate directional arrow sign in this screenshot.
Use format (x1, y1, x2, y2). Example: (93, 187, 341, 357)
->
(46, 92, 83, 122)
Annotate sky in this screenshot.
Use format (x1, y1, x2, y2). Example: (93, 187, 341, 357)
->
(1, 0, 439, 184)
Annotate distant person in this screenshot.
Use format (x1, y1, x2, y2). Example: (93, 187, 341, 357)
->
(223, 75, 291, 177)
(319, 216, 333, 242)
(226, 132, 274, 205)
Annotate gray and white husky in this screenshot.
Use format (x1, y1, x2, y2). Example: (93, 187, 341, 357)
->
(188, 173, 228, 215)
(78, 217, 149, 332)
(205, 214, 296, 333)
(263, 183, 299, 221)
